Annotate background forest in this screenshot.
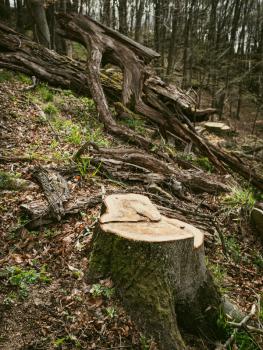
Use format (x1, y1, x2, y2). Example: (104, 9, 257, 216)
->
(1, 0, 263, 123)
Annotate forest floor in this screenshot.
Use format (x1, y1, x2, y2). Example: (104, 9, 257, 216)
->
(0, 70, 262, 350)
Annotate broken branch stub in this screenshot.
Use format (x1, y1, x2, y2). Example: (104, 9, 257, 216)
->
(89, 194, 223, 349)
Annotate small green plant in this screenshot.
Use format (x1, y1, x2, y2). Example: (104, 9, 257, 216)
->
(17, 73, 31, 84)
(44, 103, 59, 116)
(176, 153, 214, 172)
(223, 187, 256, 210)
(225, 237, 241, 263)
(252, 253, 263, 270)
(54, 335, 80, 348)
(217, 310, 259, 349)
(3, 265, 51, 298)
(77, 157, 90, 177)
(90, 283, 115, 299)
(37, 84, 54, 102)
(194, 156, 214, 172)
(44, 229, 55, 238)
(120, 116, 146, 133)
(139, 335, 152, 350)
(51, 150, 70, 162)
(0, 171, 16, 190)
(105, 306, 117, 318)
(207, 261, 227, 289)
(0, 69, 14, 82)
(67, 125, 83, 145)
(3, 291, 17, 305)
(77, 157, 102, 178)
(50, 139, 59, 149)
(86, 127, 109, 147)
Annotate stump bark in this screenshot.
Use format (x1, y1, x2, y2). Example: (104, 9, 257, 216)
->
(89, 194, 223, 349)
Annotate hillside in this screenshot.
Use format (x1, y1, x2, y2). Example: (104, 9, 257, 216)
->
(0, 70, 262, 349)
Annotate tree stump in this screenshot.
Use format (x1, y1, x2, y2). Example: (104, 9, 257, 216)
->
(89, 194, 222, 349)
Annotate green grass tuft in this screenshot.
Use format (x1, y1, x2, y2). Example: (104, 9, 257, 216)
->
(223, 187, 256, 209)
(37, 84, 54, 102)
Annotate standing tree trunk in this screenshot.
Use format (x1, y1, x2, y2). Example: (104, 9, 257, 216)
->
(167, 1, 179, 77)
(182, 0, 195, 89)
(0, 0, 10, 20)
(102, 0, 111, 27)
(26, 0, 51, 48)
(16, 0, 26, 33)
(118, 0, 128, 35)
(89, 194, 223, 350)
(154, 0, 161, 52)
(135, 0, 145, 43)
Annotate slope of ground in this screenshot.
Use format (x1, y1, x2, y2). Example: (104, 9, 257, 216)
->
(0, 70, 262, 350)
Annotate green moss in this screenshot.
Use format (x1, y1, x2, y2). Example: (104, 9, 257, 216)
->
(89, 233, 185, 349)
(89, 229, 224, 346)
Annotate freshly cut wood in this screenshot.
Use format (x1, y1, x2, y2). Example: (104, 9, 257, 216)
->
(89, 194, 223, 349)
(204, 122, 231, 134)
(100, 193, 161, 223)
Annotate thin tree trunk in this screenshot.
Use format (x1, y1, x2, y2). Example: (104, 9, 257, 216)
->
(102, 0, 111, 26)
(167, 1, 179, 78)
(26, 0, 51, 48)
(118, 0, 128, 34)
(135, 0, 145, 43)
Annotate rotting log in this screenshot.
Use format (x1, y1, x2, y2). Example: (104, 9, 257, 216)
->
(32, 166, 70, 220)
(89, 193, 223, 349)
(21, 195, 102, 229)
(80, 143, 230, 194)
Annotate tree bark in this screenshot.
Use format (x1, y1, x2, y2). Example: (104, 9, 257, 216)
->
(134, 0, 145, 43)
(102, 0, 111, 27)
(26, 0, 51, 48)
(32, 166, 70, 220)
(118, 0, 128, 35)
(89, 193, 223, 349)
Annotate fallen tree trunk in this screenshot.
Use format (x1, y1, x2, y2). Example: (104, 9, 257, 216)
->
(0, 19, 262, 190)
(89, 193, 223, 349)
(21, 194, 102, 229)
(75, 143, 230, 195)
(0, 21, 211, 122)
(56, 13, 263, 190)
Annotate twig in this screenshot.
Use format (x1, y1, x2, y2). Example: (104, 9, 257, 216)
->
(20, 75, 37, 91)
(216, 304, 257, 349)
(227, 322, 263, 335)
(210, 218, 228, 257)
